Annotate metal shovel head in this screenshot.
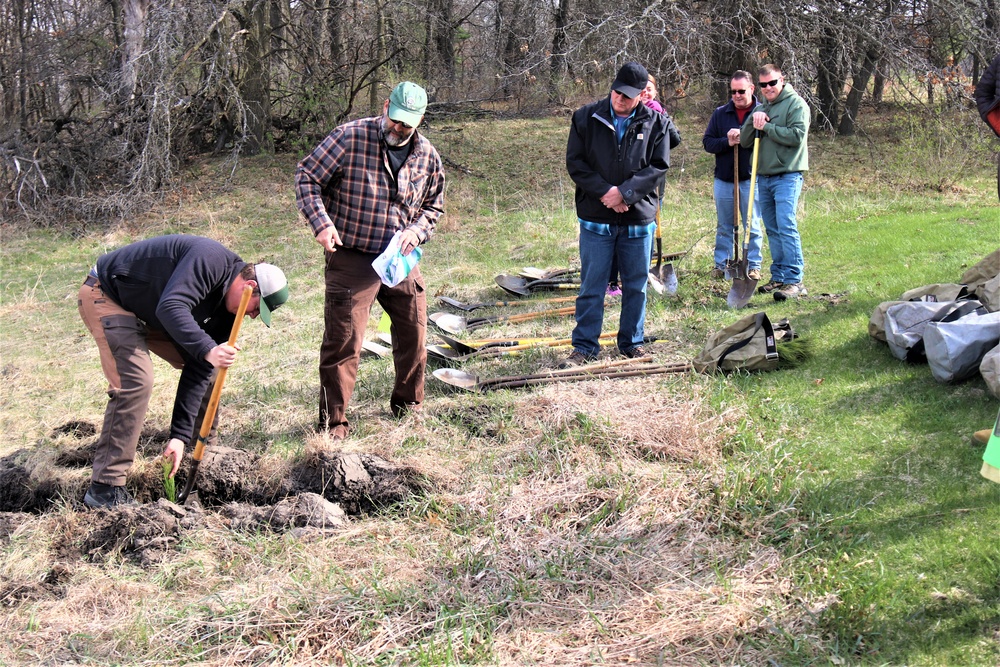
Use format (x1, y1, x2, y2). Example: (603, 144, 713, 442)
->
(361, 340, 391, 358)
(432, 367, 481, 391)
(726, 261, 758, 309)
(494, 274, 532, 296)
(427, 344, 461, 360)
(435, 332, 479, 355)
(647, 272, 665, 295)
(659, 262, 678, 294)
(429, 311, 467, 334)
(437, 295, 480, 311)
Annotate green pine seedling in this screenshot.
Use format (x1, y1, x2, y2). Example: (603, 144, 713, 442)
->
(162, 458, 176, 503)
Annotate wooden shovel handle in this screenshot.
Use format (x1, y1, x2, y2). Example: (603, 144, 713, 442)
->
(190, 284, 253, 464)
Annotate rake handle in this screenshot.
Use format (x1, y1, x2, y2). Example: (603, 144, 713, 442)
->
(467, 305, 577, 329)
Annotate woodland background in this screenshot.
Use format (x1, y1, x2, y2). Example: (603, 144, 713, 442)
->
(1, 0, 998, 224)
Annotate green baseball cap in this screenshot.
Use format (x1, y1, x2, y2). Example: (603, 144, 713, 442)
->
(388, 81, 428, 128)
(254, 263, 288, 327)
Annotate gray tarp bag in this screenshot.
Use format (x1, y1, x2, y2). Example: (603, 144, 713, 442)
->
(981, 344, 1000, 398)
(924, 309, 1000, 383)
(869, 285, 970, 343)
(884, 300, 983, 362)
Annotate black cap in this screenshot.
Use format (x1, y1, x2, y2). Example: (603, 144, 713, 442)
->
(611, 61, 649, 99)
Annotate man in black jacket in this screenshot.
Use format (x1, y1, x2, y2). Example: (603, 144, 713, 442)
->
(77, 235, 288, 508)
(564, 61, 670, 366)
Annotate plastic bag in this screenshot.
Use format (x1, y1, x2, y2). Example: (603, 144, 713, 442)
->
(372, 231, 422, 287)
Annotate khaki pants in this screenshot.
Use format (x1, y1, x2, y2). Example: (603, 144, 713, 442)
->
(319, 248, 427, 429)
(78, 276, 215, 485)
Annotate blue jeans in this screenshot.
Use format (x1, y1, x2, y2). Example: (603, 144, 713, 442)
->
(713, 178, 763, 270)
(572, 224, 654, 356)
(757, 172, 805, 284)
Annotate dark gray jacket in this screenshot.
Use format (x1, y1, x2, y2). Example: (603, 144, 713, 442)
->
(566, 97, 670, 224)
(95, 234, 245, 441)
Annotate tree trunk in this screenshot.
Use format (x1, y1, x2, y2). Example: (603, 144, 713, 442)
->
(233, 0, 272, 155)
(118, 0, 151, 105)
(550, 0, 569, 102)
(838, 49, 879, 136)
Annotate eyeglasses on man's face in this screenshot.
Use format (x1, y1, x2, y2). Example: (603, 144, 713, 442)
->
(759, 78, 781, 88)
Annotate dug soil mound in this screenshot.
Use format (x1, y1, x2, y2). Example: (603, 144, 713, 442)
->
(0, 420, 425, 524)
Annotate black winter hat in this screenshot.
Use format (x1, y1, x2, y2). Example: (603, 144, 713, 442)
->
(611, 61, 649, 99)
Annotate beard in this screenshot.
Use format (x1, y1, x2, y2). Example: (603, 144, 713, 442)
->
(380, 116, 413, 147)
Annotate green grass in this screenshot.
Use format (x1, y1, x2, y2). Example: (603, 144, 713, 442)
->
(1, 104, 998, 664)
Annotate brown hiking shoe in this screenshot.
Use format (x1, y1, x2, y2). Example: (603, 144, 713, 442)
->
(559, 350, 596, 369)
(621, 345, 651, 359)
(774, 283, 808, 301)
(758, 280, 783, 294)
(747, 269, 762, 281)
(327, 424, 349, 441)
(973, 429, 991, 446)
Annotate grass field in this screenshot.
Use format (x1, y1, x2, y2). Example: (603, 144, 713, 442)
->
(1, 101, 998, 665)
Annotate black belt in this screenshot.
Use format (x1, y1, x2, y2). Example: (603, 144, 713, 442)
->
(84, 275, 99, 287)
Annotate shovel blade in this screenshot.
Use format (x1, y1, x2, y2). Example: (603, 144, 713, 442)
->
(429, 311, 467, 334)
(726, 258, 757, 308)
(659, 262, 678, 294)
(647, 272, 665, 295)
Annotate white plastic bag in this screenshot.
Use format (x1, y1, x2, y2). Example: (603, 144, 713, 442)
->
(372, 231, 422, 287)
(924, 310, 1000, 383)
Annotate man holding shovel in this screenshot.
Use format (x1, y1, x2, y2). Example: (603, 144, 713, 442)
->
(740, 64, 810, 301)
(296, 81, 445, 439)
(78, 235, 288, 508)
(703, 70, 763, 283)
(564, 61, 670, 366)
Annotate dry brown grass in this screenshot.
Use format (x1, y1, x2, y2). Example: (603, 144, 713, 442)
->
(0, 372, 800, 665)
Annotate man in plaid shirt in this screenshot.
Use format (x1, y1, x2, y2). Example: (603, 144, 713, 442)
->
(295, 81, 445, 439)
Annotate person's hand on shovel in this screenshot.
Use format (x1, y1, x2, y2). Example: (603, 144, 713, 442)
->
(751, 111, 770, 131)
(205, 342, 241, 368)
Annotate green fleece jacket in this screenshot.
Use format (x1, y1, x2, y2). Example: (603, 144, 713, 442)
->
(740, 83, 809, 175)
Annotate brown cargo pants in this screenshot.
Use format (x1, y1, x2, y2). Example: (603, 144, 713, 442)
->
(319, 247, 427, 430)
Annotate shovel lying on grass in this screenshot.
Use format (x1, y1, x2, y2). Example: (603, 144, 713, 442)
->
(176, 284, 252, 505)
(727, 135, 760, 309)
(495, 274, 580, 297)
(518, 267, 579, 281)
(428, 333, 654, 362)
(431, 330, 618, 356)
(433, 358, 692, 391)
(429, 305, 576, 334)
(437, 294, 577, 312)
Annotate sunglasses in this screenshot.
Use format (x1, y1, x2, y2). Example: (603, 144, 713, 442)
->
(389, 117, 414, 130)
(730, 88, 748, 95)
(759, 78, 781, 88)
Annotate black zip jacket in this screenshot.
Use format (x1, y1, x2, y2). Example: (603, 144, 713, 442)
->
(566, 97, 670, 225)
(702, 96, 760, 182)
(95, 235, 246, 442)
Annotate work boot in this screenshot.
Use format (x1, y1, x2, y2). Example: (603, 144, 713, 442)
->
(774, 283, 808, 301)
(84, 482, 138, 509)
(558, 350, 596, 369)
(710, 267, 725, 280)
(758, 280, 783, 294)
(391, 401, 422, 418)
(621, 345, 651, 359)
(327, 424, 349, 441)
(973, 429, 991, 446)
(747, 269, 762, 281)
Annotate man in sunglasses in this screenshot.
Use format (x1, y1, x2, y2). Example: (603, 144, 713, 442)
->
(563, 61, 671, 367)
(740, 63, 810, 301)
(296, 81, 445, 439)
(78, 235, 289, 508)
(703, 70, 763, 283)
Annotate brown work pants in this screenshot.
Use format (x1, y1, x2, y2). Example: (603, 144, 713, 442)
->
(78, 276, 215, 486)
(319, 247, 427, 429)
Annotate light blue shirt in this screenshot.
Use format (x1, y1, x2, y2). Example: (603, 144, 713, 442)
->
(578, 219, 656, 237)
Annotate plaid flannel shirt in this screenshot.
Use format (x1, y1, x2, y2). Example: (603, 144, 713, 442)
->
(295, 116, 445, 254)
